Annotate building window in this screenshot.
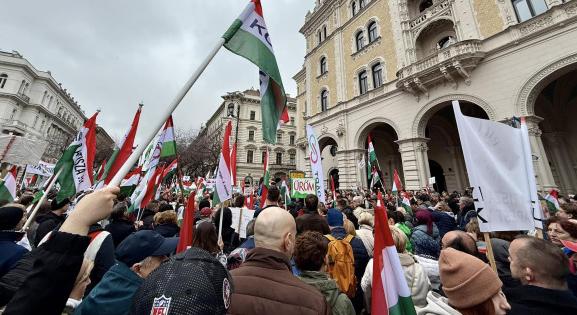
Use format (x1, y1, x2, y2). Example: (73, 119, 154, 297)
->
(352, 1, 357, 16)
(248, 130, 255, 141)
(372, 63, 383, 88)
(355, 31, 365, 51)
(18, 80, 25, 94)
(290, 153, 296, 165)
(317, 31, 322, 44)
(277, 132, 283, 144)
(41, 91, 47, 104)
(250, 110, 256, 120)
(227, 103, 235, 117)
(320, 56, 327, 75)
(290, 134, 295, 145)
(40, 120, 45, 130)
(359, 70, 368, 95)
(323, 26, 327, 39)
(513, 0, 547, 22)
(290, 117, 295, 126)
(10, 108, 17, 119)
(262, 151, 266, 164)
(247, 150, 254, 164)
(0, 74, 7, 89)
(320, 89, 328, 111)
(437, 36, 456, 49)
(276, 152, 283, 165)
(368, 21, 378, 43)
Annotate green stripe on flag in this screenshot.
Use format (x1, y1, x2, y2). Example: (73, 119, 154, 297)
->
(388, 296, 417, 315)
(55, 143, 82, 202)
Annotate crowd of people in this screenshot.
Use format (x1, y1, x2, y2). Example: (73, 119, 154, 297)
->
(1, 181, 577, 314)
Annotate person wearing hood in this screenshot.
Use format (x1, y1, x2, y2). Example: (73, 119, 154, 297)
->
(34, 197, 69, 246)
(295, 231, 355, 315)
(0, 204, 28, 277)
(411, 209, 440, 259)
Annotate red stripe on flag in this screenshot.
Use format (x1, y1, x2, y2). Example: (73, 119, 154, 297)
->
(372, 206, 394, 313)
(252, 0, 263, 17)
(177, 194, 195, 253)
(231, 142, 237, 185)
(85, 112, 99, 185)
(105, 106, 141, 184)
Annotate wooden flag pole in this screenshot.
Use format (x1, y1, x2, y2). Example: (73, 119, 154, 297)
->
(108, 38, 225, 187)
(483, 232, 498, 273)
(21, 168, 63, 231)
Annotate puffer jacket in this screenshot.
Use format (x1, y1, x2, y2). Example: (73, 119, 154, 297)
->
(298, 270, 355, 315)
(411, 224, 440, 259)
(399, 253, 431, 309)
(229, 247, 330, 315)
(417, 292, 461, 315)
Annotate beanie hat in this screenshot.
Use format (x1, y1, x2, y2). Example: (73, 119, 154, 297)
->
(51, 198, 70, 211)
(200, 207, 212, 218)
(439, 248, 502, 309)
(0, 206, 24, 230)
(327, 208, 344, 227)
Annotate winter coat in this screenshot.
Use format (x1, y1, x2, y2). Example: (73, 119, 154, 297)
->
(430, 211, 457, 239)
(417, 291, 460, 315)
(220, 226, 240, 255)
(0, 231, 28, 278)
(239, 236, 255, 250)
(34, 211, 66, 246)
(0, 251, 33, 306)
(395, 223, 414, 253)
(411, 224, 441, 259)
(296, 213, 331, 235)
(505, 284, 577, 315)
(153, 223, 180, 238)
(355, 225, 374, 257)
(298, 270, 355, 315)
(105, 219, 135, 247)
(491, 238, 521, 289)
(74, 262, 143, 315)
(229, 247, 330, 315)
(414, 255, 441, 291)
(3, 231, 91, 315)
(353, 206, 367, 220)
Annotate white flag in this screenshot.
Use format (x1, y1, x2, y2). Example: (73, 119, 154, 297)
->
(306, 125, 326, 203)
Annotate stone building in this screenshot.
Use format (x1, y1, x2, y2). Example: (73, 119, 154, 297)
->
(294, 0, 577, 194)
(199, 89, 298, 186)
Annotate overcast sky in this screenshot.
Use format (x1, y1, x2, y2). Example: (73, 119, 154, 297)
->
(1, 0, 313, 140)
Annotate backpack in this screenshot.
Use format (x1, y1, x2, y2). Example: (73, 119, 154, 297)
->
(325, 234, 356, 298)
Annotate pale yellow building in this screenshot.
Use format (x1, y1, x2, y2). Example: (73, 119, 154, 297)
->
(295, 0, 577, 194)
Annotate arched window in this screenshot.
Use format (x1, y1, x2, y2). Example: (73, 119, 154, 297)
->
(512, 0, 548, 22)
(320, 89, 328, 111)
(323, 26, 327, 39)
(0, 74, 7, 89)
(437, 36, 456, 49)
(419, 0, 433, 12)
(368, 21, 378, 43)
(320, 56, 327, 75)
(318, 31, 322, 44)
(227, 103, 235, 117)
(358, 70, 368, 94)
(351, 1, 357, 16)
(355, 31, 365, 51)
(42, 91, 48, 104)
(372, 63, 383, 88)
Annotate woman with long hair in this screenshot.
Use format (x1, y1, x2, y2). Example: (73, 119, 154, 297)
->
(192, 221, 226, 265)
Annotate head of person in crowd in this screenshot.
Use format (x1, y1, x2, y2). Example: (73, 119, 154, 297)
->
(558, 202, 577, 219)
(304, 194, 319, 214)
(352, 196, 364, 209)
(158, 202, 173, 212)
(343, 219, 356, 236)
(265, 185, 280, 207)
(214, 207, 233, 232)
(115, 230, 177, 278)
(234, 194, 245, 208)
(192, 221, 220, 255)
(0, 203, 26, 232)
(459, 196, 475, 212)
(466, 217, 482, 241)
(414, 209, 434, 235)
(358, 212, 374, 228)
(435, 201, 451, 212)
(18, 194, 34, 208)
(51, 197, 70, 215)
(547, 216, 577, 246)
(509, 236, 570, 290)
(442, 230, 480, 257)
(145, 200, 160, 213)
(430, 192, 440, 204)
(110, 202, 130, 222)
(254, 206, 297, 258)
(200, 207, 212, 219)
(198, 198, 211, 211)
(318, 202, 328, 216)
(326, 208, 344, 228)
(153, 210, 178, 227)
(294, 231, 328, 272)
(390, 225, 408, 253)
(439, 248, 510, 314)
(336, 198, 348, 211)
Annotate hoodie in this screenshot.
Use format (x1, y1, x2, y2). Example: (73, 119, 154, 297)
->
(298, 271, 355, 315)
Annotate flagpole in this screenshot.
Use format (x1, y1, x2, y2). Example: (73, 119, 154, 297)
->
(21, 168, 63, 231)
(108, 38, 226, 187)
(18, 164, 28, 191)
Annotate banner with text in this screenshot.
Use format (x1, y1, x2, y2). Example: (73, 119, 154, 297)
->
(306, 125, 326, 203)
(291, 178, 316, 199)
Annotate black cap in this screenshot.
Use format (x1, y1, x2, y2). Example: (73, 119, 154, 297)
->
(131, 247, 233, 315)
(0, 206, 24, 230)
(51, 197, 70, 211)
(115, 230, 177, 266)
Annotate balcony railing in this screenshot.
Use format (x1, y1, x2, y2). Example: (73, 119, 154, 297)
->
(409, 0, 453, 29)
(16, 92, 30, 104)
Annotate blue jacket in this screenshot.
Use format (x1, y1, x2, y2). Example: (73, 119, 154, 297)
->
(0, 232, 28, 278)
(74, 262, 143, 315)
(411, 224, 441, 259)
(430, 211, 457, 239)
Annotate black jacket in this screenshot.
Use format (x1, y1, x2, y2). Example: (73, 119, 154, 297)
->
(0, 251, 33, 306)
(505, 284, 577, 315)
(3, 231, 90, 315)
(105, 219, 136, 247)
(34, 211, 66, 246)
(220, 226, 240, 255)
(153, 223, 180, 238)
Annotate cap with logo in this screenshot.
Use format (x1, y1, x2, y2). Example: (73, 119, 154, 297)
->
(131, 247, 233, 315)
(115, 230, 177, 267)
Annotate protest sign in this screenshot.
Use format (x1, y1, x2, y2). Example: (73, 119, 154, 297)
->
(229, 207, 256, 239)
(291, 178, 316, 199)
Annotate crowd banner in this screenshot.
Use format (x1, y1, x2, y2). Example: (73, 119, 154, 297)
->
(291, 178, 316, 199)
(229, 207, 256, 239)
(0, 135, 48, 166)
(26, 161, 55, 177)
(306, 124, 326, 203)
(453, 101, 537, 232)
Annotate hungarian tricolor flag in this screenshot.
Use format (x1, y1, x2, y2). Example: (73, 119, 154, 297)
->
(401, 193, 413, 215)
(0, 166, 18, 202)
(371, 166, 381, 189)
(160, 116, 176, 158)
(54, 112, 98, 202)
(120, 166, 141, 197)
(330, 175, 337, 207)
(373, 206, 417, 315)
(367, 134, 377, 178)
(102, 105, 142, 184)
(96, 159, 106, 182)
(213, 121, 233, 205)
(259, 148, 270, 208)
(392, 169, 403, 195)
(29, 174, 38, 187)
(177, 194, 196, 253)
(544, 189, 560, 213)
(162, 159, 178, 181)
(223, 0, 287, 144)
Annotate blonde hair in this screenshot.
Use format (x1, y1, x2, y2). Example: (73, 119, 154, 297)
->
(390, 225, 408, 253)
(153, 210, 178, 225)
(344, 219, 356, 236)
(358, 212, 374, 227)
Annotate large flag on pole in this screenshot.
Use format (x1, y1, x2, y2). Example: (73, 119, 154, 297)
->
(306, 124, 326, 203)
(544, 189, 560, 213)
(120, 166, 141, 197)
(367, 135, 377, 178)
(160, 116, 176, 158)
(162, 159, 178, 181)
(177, 194, 196, 253)
(213, 121, 233, 204)
(372, 206, 417, 315)
(54, 112, 98, 202)
(223, 0, 287, 144)
(102, 105, 142, 184)
(259, 148, 270, 208)
(392, 169, 403, 195)
(0, 166, 18, 202)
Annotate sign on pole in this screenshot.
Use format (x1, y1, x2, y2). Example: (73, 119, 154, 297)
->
(306, 125, 326, 203)
(291, 178, 316, 199)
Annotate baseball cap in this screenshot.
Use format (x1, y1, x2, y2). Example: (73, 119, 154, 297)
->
(116, 230, 178, 266)
(131, 247, 233, 315)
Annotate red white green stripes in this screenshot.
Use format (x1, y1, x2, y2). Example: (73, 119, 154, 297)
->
(260, 148, 270, 207)
(0, 166, 18, 202)
(213, 121, 233, 205)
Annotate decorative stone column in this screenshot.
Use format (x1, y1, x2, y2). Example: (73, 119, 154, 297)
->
(525, 116, 557, 192)
(542, 131, 577, 193)
(336, 148, 365, 190)
(395, 138, 430, 190)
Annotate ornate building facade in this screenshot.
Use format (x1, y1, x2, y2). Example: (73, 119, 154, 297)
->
(294, 0, 577, 194)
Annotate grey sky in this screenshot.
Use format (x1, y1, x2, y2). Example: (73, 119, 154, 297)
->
(0, 0, 313, 140)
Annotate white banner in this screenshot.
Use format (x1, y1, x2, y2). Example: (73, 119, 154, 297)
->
(229, 207, 256, 239)
(453, 101, 541, 232)
(306, 125, 326, 203)
(26, 161, 55, 177)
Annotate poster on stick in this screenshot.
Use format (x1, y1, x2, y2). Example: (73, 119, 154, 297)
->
(291, 178, 316, 199)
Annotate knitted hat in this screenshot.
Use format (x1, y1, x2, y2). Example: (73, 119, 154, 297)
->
(200, 207, 212, 218)
(327, 208, 343, 227)
(0, 206, 24, 230)
(439, 248, 502, 309)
